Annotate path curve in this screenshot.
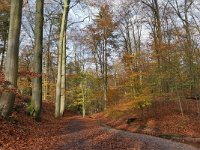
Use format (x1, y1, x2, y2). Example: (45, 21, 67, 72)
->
(53, 116, 198, 150)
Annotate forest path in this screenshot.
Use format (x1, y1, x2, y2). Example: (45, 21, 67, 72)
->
(51, 116, 198, 150)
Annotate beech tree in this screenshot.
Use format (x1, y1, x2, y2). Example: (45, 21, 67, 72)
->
(0, 0, 23, 118)
(87, 4, 117, 110)
(0, 0, 199, 120)
(31, 0, 44, 120)
(55, 0, 70, 117)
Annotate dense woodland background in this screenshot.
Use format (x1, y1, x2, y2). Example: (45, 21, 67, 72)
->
(1, 0, 200, 149)
(0, 0, 200, 122)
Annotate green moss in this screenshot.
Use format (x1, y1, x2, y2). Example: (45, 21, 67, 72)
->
(25, 102, 35, 116)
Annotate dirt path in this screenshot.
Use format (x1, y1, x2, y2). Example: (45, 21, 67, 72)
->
(51, 116, 198, 150)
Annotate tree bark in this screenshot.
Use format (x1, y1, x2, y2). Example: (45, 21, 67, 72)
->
(55, 0, 70, 117)
(44, 22, 53, 100)
(60, 31, 66, 116)
(0, 40, 6, 71)
(0, 0, 23, 118)
(31, 0, 44, 120)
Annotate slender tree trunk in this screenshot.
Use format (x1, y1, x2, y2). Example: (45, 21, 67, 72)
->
(0, 0, 23, 118)
(176, 87, 184, 117)
(104, 58, 108, 110)
(0, 40, 6, 71)
(81, 80, 86, 118)
(103, 34, 108, 110)
(44, 22, 53, 100)
(60, 31, 66, 116)
(31, 0, 44, 120)
(55, 0, 70, 117)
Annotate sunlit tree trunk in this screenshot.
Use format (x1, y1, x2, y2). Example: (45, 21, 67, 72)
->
(60, 31, 67, 116)
(55, 0, 70, 117)
(0, 0, 23, 118)
(31, 0, 44, 120)
(55, 7, 65, 118)
(81, 79, 86, 118)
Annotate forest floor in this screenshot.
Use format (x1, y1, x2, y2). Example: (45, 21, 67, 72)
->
(0, 98, 199, 150)
(92, 99, 200, 149)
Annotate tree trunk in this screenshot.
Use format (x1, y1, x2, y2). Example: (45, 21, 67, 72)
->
(0, 0, 23, 118)
(60, 31, 66, 116)
(31, 0, 44, 120)
(81, 80, 86, 118)
(55, 0, 70, 118)
(44, 22, 53, 100)
(103, 34, 108, 110)
(0, 40, 6, 71)
(104, 53, 108, 110)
